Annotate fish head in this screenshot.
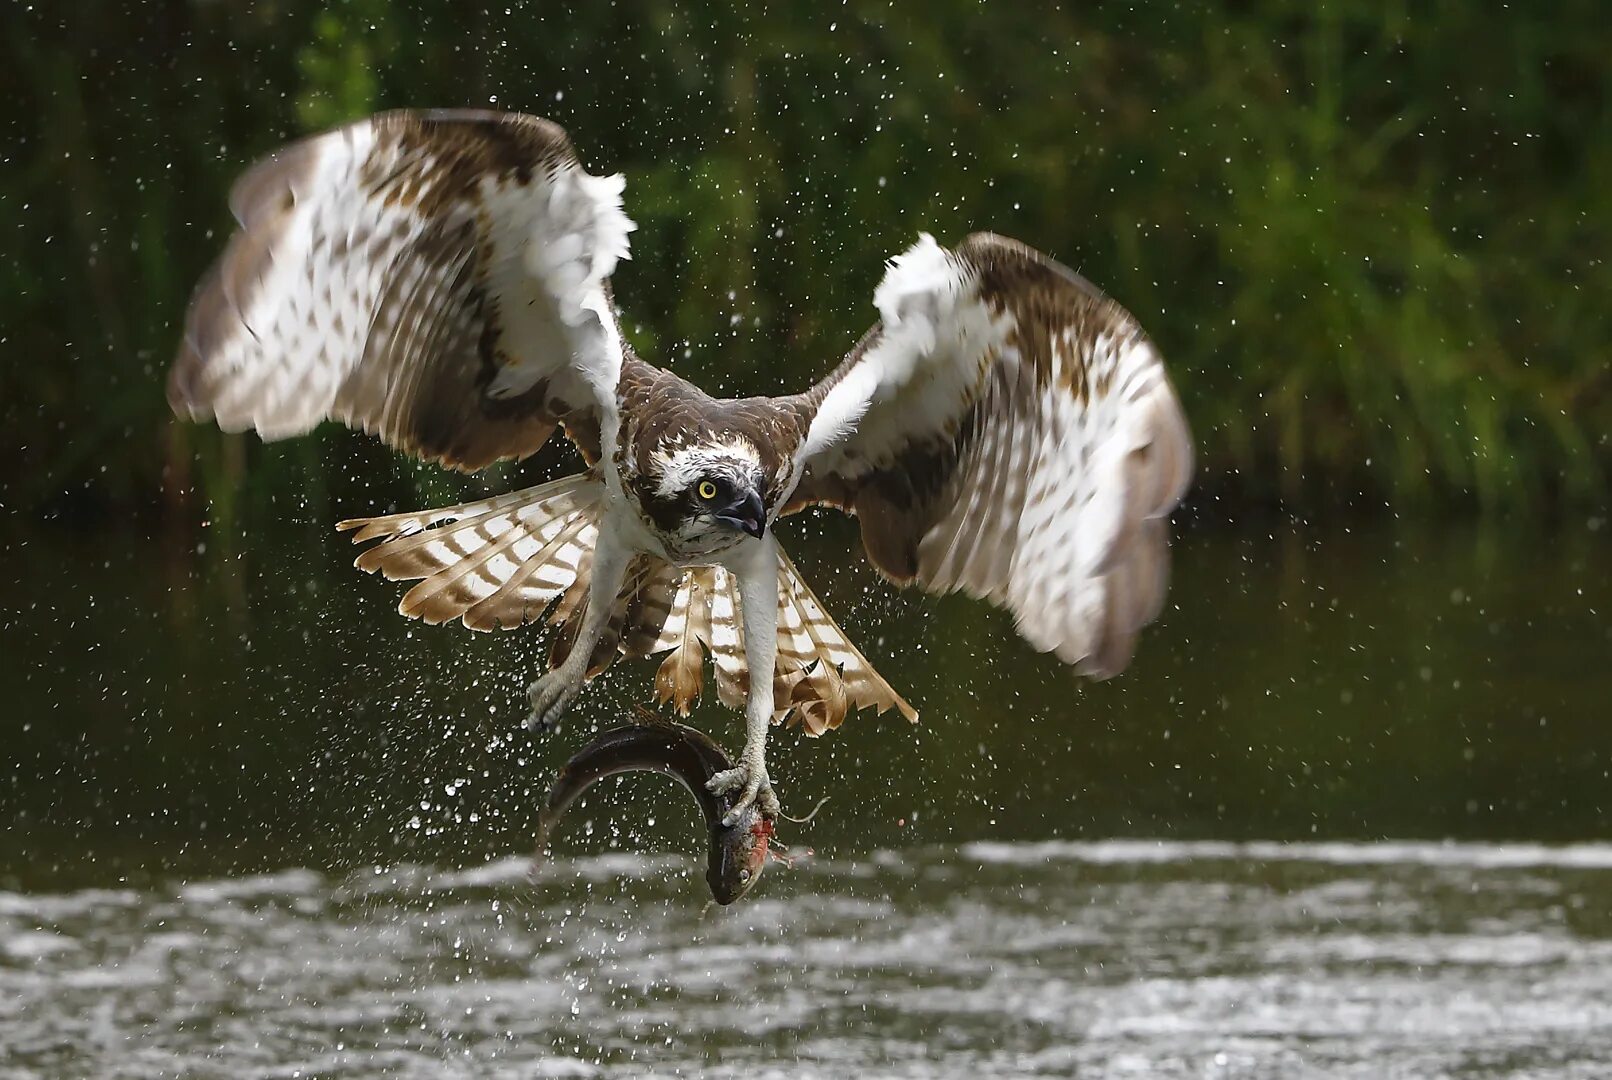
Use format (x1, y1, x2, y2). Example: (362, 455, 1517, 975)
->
(707, 805, 773, 904)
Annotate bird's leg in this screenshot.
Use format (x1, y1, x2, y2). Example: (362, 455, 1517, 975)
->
(526, 530, 630, 733)
(708, 535, 782, 824)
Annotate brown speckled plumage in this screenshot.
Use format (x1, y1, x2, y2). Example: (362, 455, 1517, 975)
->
(170, 110, 1191, 745)
(169, 108, 625, 471)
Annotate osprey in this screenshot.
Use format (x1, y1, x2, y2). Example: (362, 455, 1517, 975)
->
(169, 110, 1192, 821)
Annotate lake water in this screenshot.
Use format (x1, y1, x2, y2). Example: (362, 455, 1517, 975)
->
(3, 514, 1609, 1076)
(5, 843, 1612, 1077)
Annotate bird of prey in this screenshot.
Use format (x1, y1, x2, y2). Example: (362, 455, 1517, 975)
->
(169, 109, 1192, 821)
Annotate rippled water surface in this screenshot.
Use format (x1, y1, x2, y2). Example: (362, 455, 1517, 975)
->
(6, 842, 1612, 1078)
(4, 518, 1610, 1077)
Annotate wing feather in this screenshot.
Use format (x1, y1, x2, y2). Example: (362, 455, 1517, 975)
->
(707, 568, 749, 710)
(169, 109, 636, 469)
(653, 573, 708, 716)
(789, 232, 1192, 678)
(460, 512, 597, 632)
(611, 549, 916, 733)
(776, 550, 917, 728)
(334, 473, 603, 632)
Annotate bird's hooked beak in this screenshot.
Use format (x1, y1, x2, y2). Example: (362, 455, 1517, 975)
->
(714, 488, 766, 539)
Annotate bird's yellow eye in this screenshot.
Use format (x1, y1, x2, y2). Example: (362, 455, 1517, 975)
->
(697, 480, 718, 500)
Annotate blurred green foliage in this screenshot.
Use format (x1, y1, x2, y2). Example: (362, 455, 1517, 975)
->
(3, 0, 1608, 525)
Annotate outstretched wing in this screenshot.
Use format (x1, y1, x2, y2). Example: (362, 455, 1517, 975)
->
(788, 232, 1192, 678)
(169, 109, 637, 469)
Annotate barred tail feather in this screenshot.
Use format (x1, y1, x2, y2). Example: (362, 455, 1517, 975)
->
(461, 515, 598, 632)
(773, 549, 918, 733)
(707, 568, 749, 710)
(340, 482, 917, 732)
(621, 559, 684, 657)
(336, 472, 604, 631)
(616, 546, 917, 734)
(651, 570, 711, 715)
(548, 555, 653, 677)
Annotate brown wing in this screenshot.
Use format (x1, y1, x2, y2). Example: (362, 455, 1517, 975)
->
(169, 109, 638, 469)
(788, 232, 1192, 678)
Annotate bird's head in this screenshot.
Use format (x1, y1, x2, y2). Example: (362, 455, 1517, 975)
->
(647, 436, 769, 551)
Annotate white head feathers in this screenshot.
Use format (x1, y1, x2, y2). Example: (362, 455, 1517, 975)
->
(651, 435, 763, 498)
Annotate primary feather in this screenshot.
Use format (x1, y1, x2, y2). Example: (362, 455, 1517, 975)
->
(790, 231, 1192, 678)
(169, 109, 630, 470)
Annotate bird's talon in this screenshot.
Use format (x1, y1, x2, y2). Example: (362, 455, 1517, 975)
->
(711, 761, 775, 826)
(759, 786, 782, 820)
(525, 670, 581, 733)
(706, 766, 745, 796)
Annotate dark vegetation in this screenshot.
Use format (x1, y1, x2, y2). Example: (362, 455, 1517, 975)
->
(4, 1, 1608, 530)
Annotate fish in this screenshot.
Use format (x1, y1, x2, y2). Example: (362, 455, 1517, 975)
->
(533, 717, 775, 904)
